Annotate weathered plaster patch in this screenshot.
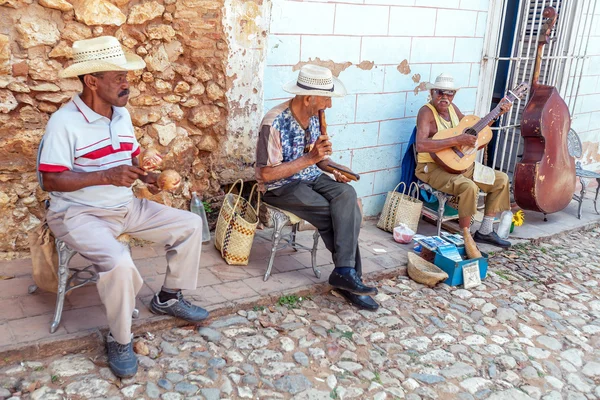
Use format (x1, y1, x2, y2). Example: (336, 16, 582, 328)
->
(412, 73, 421, 83)
(413, 82, 428, 95)
(397, 59, 410, 75)
(223, 0, 270, 169)
(357, 60, 374, 70)
(293, 58, 352, 77)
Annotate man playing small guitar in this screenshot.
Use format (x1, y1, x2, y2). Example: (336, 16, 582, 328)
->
(415, 73, 513, 256)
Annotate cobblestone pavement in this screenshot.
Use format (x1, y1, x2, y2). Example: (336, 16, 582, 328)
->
(2, 227, 600, 400)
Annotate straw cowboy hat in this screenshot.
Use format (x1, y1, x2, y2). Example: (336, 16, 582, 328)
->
(283, 64, 347, 97)
(59, 36, 146, 79)
(425, 73, 461, 92)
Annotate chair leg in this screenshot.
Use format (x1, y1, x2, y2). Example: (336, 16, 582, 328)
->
(51, 239, 76, 334)
(594, 178, 600, 215)
(264, 212, 287, 282)
(291, 223, 298, 251)
(310, 230, 321, 279)
(578, 177, 588, 220)
(435, 194, 447, 237)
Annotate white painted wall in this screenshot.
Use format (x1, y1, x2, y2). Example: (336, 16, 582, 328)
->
(262, 0, 489, 216)
(569, 6, 600, 171)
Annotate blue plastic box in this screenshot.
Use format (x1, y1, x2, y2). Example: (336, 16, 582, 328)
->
(433, 246, 488, 286)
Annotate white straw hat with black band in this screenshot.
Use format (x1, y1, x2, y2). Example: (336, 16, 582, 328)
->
(283, 64, 347, 98)
(59, 36, 146, 79)
(425, 73, 461, 92)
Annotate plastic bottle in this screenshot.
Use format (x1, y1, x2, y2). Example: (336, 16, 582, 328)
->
(497, 210, 513, 239)
(191, 192, 211, 243)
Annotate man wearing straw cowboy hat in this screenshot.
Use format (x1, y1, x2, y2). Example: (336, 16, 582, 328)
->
(38, 36, 209, 378)
(415, 73, 512, 257)
(256, 64, 380, 311)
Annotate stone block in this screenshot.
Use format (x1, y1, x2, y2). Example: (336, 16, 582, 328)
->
(361, 37, 411, 65)
(355, 92, 405, 123)
(453, 38, 484, 62)
(334, 4, 389, 36)
(379, 117, 416, 146)
(352, 144, 403, 173)
(338, 65, 385, 94)
(436, 10, 478, 37)
(327, 122, 379, 152)
(373, 167, 402, 194)
(383, 64, 430, 93)
(410, 38, 455, 63)
(270, 0, 335, 34)
(389, 7, 436, 36)
(349, 171, 375, 197)
(301, 35, 361, 64)
(266, 35, 300, 66)
(326, 94, 356, 125)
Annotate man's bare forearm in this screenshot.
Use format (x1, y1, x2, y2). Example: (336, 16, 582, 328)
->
(42, 170, 108, 192)
(259, 155, 315, 182)
(416, 137, 461, 153)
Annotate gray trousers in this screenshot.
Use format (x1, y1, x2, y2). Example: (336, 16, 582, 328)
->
(47, 198, 203, 344)
(263, 174, 362, 274)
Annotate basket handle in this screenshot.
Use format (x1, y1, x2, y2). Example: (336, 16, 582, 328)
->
(408, 182, 420, 199)
(393, 181, 407, 194)
(225, 179, 244, 226)
(248, 183, 261, 215)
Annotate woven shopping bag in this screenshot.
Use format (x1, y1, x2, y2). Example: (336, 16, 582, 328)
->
(215, 179, 261, 266)
(28, 218, 59, 293)
(377, 181, 422, 233)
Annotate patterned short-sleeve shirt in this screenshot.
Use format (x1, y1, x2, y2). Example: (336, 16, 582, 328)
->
(256, 101, 322, 190)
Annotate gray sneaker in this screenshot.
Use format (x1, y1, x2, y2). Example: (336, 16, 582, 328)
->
(106, 333, 138, 379)
(149, 291, 209, 323)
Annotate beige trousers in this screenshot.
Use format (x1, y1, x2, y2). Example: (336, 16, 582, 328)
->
(47, 198, 203, 344)
(415, 162, 510, 218)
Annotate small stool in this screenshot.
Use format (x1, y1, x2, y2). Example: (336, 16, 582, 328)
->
(29, 233, 139, 333)
(259, 204, 321, 282)
(417, 181, 457, 236)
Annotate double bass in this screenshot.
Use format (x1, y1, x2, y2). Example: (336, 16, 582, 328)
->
(514, 6, 575, 214)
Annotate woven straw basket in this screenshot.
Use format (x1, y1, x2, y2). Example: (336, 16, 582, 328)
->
(407, 252, 449, 287)
(377, 182, 423, 233)
(215, 180, 260, 266)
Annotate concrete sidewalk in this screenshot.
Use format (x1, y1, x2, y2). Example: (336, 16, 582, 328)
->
(0, 196, 598, 361)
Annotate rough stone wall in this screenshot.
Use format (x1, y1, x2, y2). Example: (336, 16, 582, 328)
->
(0, 0, 240, 253)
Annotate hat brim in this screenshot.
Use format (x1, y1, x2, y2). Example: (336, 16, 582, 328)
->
(425, 82, 460, 91)
(59, 52, 146, 78)
(283, 76, 347, 98)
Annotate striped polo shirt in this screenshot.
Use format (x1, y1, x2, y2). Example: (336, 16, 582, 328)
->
(39, 95, 141, 212)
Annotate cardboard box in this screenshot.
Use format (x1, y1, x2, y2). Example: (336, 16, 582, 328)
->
(434, 246, 488, 287)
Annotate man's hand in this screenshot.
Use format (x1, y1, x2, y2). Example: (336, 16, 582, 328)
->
(102, 165, 147, 187)
(307, 135, 332, 163)
(455, 134, 477, 147)
(332, 170, 351, 183)
(140, 171, 160, 194)
(498, 100, 512, 116)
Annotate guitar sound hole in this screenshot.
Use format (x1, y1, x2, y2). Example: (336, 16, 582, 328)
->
(464, 128, 477, 136)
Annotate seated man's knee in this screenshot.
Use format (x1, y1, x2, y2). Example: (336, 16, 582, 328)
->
(458, 180, 479, 197)
(496, 171, 509, 188)
(105, 248, 136, 274)
(339, 184, 358, 202)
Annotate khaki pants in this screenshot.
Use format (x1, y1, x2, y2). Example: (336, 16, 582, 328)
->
(415, 162, 510, 218)
(47, 198, 203, 344)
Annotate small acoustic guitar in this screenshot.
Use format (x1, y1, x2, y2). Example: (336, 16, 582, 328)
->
(430, 83, 529, 174)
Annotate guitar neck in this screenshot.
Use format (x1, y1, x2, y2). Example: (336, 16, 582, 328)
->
(470, 103, 505, 134)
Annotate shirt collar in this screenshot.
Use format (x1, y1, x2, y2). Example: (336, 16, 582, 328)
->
(72, 95, 124, 124)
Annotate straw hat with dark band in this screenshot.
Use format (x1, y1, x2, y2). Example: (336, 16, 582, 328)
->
(59, 36, 146, 79)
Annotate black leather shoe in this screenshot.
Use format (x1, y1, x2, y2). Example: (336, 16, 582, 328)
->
(473, 231, 512, 248)
(334, 289, 379, 311)
(328, 269, 378, 296)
